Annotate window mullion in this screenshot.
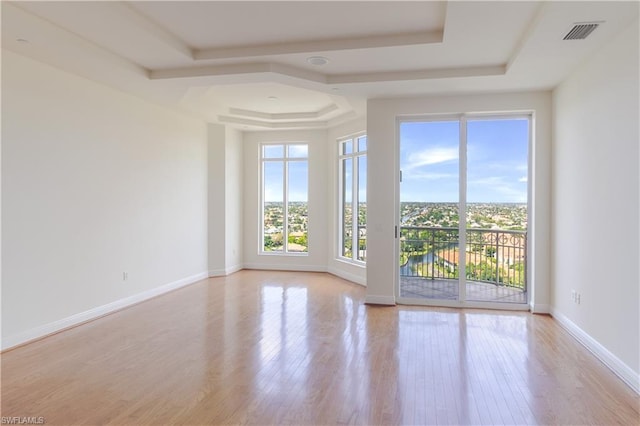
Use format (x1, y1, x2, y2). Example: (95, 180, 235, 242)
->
(283, 157, 289, 254)
(261, 158, 265, 251)
(352, 153, 359, 261)
(338, 157, 345, 258)
(459, 117, 468, 302)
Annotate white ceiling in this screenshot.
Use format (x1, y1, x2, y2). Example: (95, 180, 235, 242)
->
(3, 1, 638, 131)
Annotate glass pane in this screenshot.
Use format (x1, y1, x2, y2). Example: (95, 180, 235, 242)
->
(342, 158, 353, 258)
(342, 139, 353, 155)
(357, 136, 367, 152)
(287, 161, 308, 252)
(357, 155, 367, 261)
(263, 161, 284, 252)
(399, 120, 460, 300)
(288, 144, 308, 158)
(466, 118, 528, 303)
(263, 144, 284, 159)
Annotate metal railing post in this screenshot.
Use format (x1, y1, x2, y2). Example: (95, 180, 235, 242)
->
(494, 231, 499, 286)
(431, 229, 435, 280)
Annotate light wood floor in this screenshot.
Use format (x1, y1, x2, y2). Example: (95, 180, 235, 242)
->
(2, 271, 638, 425)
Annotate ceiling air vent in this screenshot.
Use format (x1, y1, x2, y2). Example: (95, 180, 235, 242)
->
(563, 22, 601, 40)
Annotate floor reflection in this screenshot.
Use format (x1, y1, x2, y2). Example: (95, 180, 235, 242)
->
(3, 271, 637, 425)
(257, 286, 309, 401)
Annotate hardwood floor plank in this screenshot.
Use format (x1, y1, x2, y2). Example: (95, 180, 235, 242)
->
(2, 271, 638, 425)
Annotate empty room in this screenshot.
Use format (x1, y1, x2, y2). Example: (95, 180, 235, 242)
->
(2, 1, 638, 425)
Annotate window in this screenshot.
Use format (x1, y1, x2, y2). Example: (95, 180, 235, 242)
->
(261, 143, 308, 254)
(338, 135, 367, 262)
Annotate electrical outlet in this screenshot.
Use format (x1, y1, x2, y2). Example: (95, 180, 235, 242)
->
(123, 272, 128, 281)
(571, 290, 581, 304)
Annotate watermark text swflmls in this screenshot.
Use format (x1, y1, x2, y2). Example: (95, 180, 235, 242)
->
(1, 417, 45, 425)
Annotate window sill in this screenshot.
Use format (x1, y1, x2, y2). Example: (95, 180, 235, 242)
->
(259, 251, 309, 257)
(334, 257, 366, 268)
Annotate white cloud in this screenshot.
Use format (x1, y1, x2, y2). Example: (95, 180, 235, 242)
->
(288, 144, 308, 158)
(467, 176, 527, 203)
(518, 176, 528, 183)
(468, 176, 504, 186)
(482, 162, 528, 173)
(264, 187, 282, 202)
(288, 190, 308, 202)
(403, 171, 457, 181)
(404, 147, 458, 170)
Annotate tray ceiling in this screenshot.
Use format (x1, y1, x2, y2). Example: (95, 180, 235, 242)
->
(3, 1, 638, 130)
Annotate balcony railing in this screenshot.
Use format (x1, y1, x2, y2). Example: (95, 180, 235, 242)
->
(400, 227, 527, 291)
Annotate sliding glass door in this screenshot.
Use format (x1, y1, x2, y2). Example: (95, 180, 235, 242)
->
(398, 115, 530, 305)
(399, 120, 460, 300)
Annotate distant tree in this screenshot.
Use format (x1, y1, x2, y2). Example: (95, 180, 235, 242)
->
(405, 240, 424, 253)
(288, 233, 308, 247)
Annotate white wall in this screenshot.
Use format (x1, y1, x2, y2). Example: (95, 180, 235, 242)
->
(327, 118, 368, 285)
(366, 92, 552, 307)
(243, 129, 329, 271)
(2, 51, 208, 347)
(552, 19, 639, 388)
(207, 125, 243, 276)
(224, 127, 243, 272)
(207, 123, 227, 275)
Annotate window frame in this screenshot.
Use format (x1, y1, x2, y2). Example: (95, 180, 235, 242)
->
(337, 133, 367, 264)
(259, 142, 309, 256)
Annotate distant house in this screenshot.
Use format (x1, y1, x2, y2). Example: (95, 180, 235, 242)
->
(435, 248, 476, 272)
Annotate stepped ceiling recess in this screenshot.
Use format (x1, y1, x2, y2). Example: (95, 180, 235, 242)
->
(3, 1, 637, 130)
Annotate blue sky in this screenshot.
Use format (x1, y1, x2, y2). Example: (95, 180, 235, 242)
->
(263, 144, 308, 202)
(342, 157, 367, 204)
(400, 119, 529, 203)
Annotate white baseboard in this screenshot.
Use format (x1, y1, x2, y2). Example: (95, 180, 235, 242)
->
(243, 263, 328, 273)
(530, 303, 550, 314)
(1, 272, 208, 351)
(225, 264, 243, 275)
(550, 307, 639, 394)
(327, 267, 366, 287)
(365, 295, 396, 305)
(209, 264, 243, 277)
(208, 268, 227, 277)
